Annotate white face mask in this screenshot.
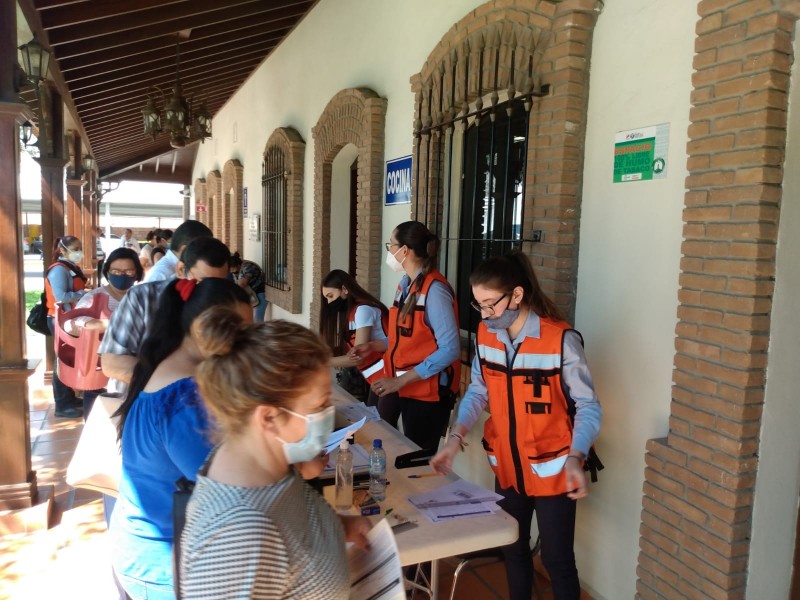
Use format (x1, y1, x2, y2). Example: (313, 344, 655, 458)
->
(276, 405, 335, 464)
(68, 251, 84, 264)
(385, 247, 406, 273)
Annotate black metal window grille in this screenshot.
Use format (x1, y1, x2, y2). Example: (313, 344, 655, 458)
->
(262, 147, 288, 290)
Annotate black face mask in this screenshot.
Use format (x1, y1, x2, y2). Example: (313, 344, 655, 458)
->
(328, 296, 347, 312)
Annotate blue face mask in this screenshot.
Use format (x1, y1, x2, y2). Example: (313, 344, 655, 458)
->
(276, 406, 335, 464)
(108, 273, 136, 290)
(483, 306, 520, 331)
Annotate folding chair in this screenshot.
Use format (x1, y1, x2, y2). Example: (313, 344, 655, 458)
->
(448, 535, 542, 600)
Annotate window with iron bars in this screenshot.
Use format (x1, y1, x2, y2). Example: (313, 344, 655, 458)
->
(262, 147, 289, 290)
(414, 94, 533, 338)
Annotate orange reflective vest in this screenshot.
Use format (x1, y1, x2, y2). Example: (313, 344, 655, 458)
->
(385, 270, 460, 402)
(344, 304, 388, 384)
(478, 317, 576, 497)
(44, 261, 87, 317)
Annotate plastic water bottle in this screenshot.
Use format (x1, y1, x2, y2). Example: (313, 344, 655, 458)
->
(335, 439, 353, 510)
(369, 439, 387, 501)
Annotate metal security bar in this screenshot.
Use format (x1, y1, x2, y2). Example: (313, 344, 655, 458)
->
(412, 37, 550, 366)
(262, 147, 289, 291)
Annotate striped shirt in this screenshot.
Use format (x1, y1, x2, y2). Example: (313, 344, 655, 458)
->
(180, 467, 349, 599)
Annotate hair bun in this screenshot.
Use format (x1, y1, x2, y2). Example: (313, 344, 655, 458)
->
(192, 305, 247, 358)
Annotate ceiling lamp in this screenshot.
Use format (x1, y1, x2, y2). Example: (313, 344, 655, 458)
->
(18, 35, 52, 83)
(142, 39, 212, 149)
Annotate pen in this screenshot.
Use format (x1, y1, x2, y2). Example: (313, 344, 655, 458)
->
(407, 473, 442, 479)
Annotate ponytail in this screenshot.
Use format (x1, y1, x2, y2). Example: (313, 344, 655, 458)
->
(395, 221, 440, 318)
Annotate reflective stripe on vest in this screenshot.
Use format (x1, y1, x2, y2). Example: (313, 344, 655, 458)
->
(478, 317, 575, 497)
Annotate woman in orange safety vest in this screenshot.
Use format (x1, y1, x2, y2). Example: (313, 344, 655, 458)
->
(44, 235, 88, 419)
(431, 250, 602, 600)
(319, 269, 389, 398)
(354, 221, 461, 453)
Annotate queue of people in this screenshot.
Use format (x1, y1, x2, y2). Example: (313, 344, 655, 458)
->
(41, 218, 599, 600)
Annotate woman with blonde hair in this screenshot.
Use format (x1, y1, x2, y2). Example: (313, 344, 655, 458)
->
(180, 313, 371, 599)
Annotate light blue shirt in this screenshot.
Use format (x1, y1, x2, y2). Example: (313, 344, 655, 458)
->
(46, 259, 86, 310)
(144, 249, 179, 282)
(396, 269, 460, 384)
(456, 310, 601, 457)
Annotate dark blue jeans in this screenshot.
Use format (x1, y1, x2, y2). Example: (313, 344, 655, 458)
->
(496, 483, 580, 600)
(47, 316, 78, 412)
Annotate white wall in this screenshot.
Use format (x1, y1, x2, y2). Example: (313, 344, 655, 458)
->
(193, 1, 700, 597)
(576, 0, 696, 597)
(193, 0, 488, 323)
(747, 34, 800, 598)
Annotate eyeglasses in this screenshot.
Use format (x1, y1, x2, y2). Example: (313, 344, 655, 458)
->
(470, 293, 508, 315)
(385, 241, 400, 252)
(109, 269, 137, 276)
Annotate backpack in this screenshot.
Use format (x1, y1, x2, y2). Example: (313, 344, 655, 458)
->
(26, 292, 51, 335)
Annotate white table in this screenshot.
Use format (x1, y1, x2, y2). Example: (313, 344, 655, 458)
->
(330, 385, 518, 599)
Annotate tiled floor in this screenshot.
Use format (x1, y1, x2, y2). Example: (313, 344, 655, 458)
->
(0, 343, 590, 600)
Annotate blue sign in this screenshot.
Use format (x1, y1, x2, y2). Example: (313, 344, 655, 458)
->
(385, 156, 412, 206)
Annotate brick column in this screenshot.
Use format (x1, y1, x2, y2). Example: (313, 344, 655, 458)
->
(0, 0, 39, 510)
(637, 3, 797, 598)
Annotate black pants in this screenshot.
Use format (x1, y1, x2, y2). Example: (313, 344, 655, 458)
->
(496, 483, 579, 600)
(372, 390, 451, 452)
(47, 316, 78, 412)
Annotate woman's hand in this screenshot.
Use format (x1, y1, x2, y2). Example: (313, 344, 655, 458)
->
(565, 455, 588, 500)
(430, 438, 460, 475)
(84, 318, 109, 332)
(340, 515, 372, 550)
(371, 376, 402, 397)
(350, 342, 375, 360)
(295, 453, 329, 480)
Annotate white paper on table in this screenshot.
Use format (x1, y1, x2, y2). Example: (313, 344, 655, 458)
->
(320, 443, 371, 478)
(324, 416, 367, 454)
(338, 402, 381, 423)
(417, 501, 500, 523)
(407, 479, 503, 510)
(348, 518, 405, 600)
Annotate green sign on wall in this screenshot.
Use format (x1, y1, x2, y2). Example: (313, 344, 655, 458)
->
(613, 124, 669, 183)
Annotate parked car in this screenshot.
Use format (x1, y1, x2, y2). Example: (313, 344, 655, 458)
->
(30, 237, 44, 257)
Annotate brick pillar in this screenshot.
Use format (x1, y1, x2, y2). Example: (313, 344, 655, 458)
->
(0, 0, 39, 510)
(637, 4, 797, 598)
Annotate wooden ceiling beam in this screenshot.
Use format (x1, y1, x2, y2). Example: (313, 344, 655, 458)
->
(81, 93, 235, 137)
(75, 59, 259, 106)
(57, 19, 293, 72)
(45, 0, 264, 43)
(40, 0, 187, 30)
(103, 169, 192, 185)
(78, 83, 238, 124)
(71, 59, 260, 103)
(80, 90, 236, 130)
(67, 41, 276, 94)
(48, 1, 312, 52)
(34, 0, 85, 10)
(63, 31, 284, 82)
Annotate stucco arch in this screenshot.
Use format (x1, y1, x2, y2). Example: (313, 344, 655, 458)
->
(205, 170, 223, 241)
(310, 87, 387, 329)
(222, 159, 244, 253)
